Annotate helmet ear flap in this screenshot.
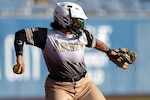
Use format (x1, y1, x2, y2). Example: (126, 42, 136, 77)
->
(53, 9, 71, 28)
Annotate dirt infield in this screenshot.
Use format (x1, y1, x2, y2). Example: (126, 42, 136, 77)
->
(107, 94, 150, 100)
(1, 95, 150, 100)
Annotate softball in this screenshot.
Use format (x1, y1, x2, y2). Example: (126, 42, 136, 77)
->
(13, 64, 23, 74)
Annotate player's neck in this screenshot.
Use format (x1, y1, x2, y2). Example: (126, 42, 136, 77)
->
(60, 28, 72, 35)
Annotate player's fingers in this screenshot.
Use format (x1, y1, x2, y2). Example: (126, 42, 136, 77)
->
(122, 62, 129, 69)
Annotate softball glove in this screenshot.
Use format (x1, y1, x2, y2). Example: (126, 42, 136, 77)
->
(108, 48, 138, 72)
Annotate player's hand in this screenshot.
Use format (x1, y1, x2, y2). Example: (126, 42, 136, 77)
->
(16, 55, 25, 73)
(107, 49, 117, 56)
(110, 50, 117, 56)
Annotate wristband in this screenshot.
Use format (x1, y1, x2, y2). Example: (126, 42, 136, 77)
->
(106, 48, 112, 55)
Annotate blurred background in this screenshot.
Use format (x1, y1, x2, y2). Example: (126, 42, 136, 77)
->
(0, 0, 150, 100)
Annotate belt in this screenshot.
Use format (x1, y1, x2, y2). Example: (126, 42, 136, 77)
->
(48, 71, 87, 82)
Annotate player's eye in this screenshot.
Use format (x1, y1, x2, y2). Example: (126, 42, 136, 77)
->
(72, 18, 84, 29)
(77, 18, 84, 27)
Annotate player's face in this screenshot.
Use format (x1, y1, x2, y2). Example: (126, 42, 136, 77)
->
(71, 18, 84, 29)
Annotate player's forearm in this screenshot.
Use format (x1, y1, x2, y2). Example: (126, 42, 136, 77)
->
(14, 30, 26, 56)
(95, 39, 111, 54)
(16, 54, 23, 63)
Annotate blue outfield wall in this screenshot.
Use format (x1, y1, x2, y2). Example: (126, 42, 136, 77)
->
(0, 17, 150, 98)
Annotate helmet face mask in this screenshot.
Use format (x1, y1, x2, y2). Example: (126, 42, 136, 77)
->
(71, 18, 84, 30)
(53, 2, 88, 30)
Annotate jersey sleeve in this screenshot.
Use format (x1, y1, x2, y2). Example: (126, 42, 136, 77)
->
(83, 29, 96, 48)
(14, 27, 47, 56)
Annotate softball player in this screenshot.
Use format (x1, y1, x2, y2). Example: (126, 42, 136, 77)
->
(14, 2, 116, 100)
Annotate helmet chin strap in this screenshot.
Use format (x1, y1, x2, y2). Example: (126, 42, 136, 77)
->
(69, 26, 82, 37)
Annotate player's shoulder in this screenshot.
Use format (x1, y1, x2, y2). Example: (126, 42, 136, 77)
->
(47, 29, 61, 35)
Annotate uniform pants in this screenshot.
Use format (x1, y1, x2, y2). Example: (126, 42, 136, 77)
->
(45, 74, 106, 100)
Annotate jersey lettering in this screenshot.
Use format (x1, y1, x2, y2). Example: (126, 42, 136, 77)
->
(53, 40, 84, 52)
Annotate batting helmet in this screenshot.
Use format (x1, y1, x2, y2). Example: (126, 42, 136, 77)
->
(53, 2, 88, 28)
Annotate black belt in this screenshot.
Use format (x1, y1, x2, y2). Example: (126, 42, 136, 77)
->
(48, 71, 87, 82)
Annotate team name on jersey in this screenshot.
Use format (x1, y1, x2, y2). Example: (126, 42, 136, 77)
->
(53, 40, 84, 52)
